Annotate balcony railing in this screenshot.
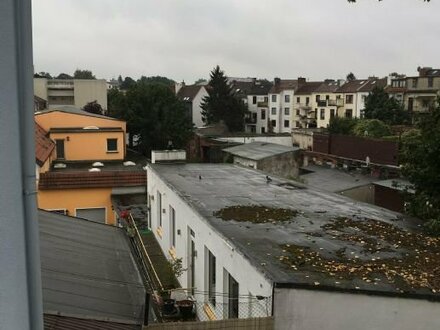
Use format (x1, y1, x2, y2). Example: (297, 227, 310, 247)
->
(257, 101, 268, 107)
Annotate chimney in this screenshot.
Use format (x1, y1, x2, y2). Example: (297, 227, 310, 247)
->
(417, 66, 432, 77)
(297, 77, 306, 86)
(274, 77, 281, 86)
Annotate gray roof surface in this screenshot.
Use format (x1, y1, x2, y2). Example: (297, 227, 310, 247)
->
(373, 178, 415, 193)
(36, 106, 122, 121)
(223, 142, 298, 161)
(149, 164, 440, 300)
(300, 165, 377, 193)
(39, 210, 145, 324)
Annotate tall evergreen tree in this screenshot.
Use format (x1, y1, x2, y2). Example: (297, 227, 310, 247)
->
(364, 87, 409, 124)
(201, 65, 246, 131)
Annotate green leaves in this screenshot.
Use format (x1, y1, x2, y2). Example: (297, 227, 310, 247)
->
(201, 65, 247, 132)
(364, 87, 410, 125)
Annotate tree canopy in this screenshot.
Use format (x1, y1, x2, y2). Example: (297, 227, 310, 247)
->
(138, 75, 175, 86)
(328, 117, 358, 135)
(108, 82, 193, 154)
(363, 87, 410, 125)
(201, 65, 247, 132)
(400, 99, 440, 235)
(73, 69, 96, 79)
(346, 72, 356, 81)
(352, 119, 391, 138)
(83, 101, 104, 115)
(56, 73, 73, 79)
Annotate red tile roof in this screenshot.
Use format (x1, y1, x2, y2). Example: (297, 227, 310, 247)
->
(39, 171, 147, 190)
(35, 122, 55, 167)
(43, 314, 140, 330)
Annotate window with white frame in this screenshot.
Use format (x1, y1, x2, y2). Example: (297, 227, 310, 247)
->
(206, 248, 216, 306)
(284, 95, 290, 103)
(271, 94, 277, 102)
(271, 107, 276, 115)
(284, 107, 290, 116)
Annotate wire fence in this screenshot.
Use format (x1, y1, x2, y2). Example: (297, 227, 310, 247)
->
(162, 289, 271, 322)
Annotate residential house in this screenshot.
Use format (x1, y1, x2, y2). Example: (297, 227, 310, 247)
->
(333, 77, 387, 120)
(268, 78, 299, 133)
(223, 141, 301, 178)
(39, 209, 146, 329)
(34, 77, 108, 111)
(176, 83, 209, 128)
(398, 67, 440, 113)
(35, 106, 147, 225)
(293, 80, 323, 128)
(147, 162, 440, 328)
(107, 78, 121, 90)
(312, 80, 343, 128)
(229, 78, 273, 134)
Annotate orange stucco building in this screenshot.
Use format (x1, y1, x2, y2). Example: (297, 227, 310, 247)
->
(35, 107, 146, 225)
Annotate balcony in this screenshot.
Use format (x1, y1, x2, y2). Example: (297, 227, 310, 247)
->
(257, 101, 268, 107)
(316, 99, 344, 107)
(47, 80, 74, 90)
(296, 103, 312, 110)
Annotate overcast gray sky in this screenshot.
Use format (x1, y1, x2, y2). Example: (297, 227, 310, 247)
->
(32, 0, 440, 83)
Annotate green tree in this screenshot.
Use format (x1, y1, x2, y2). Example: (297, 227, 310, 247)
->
(108, 82, 193, 153)
(352, 119, 391, 138)
(34, 71, 52, 79)
(138, 76, 175, 86)
(363, 87, 409, 125)
(346, 72, 356, 81)
(83, 100, 104, 115)
(194, 78, 207, 85)
(74, 69, 96, 79)
(400, 100, 440, 235)
(328, 117, 358, 135)
(120, 76, 136, 90)
(201, 65, 247, 131)
(56, 73, 73, 79)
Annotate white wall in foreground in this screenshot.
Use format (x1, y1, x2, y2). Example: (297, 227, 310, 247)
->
(274, 287, 440, 330)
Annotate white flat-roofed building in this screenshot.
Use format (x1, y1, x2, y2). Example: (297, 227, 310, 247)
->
(147, 163, 440, 328)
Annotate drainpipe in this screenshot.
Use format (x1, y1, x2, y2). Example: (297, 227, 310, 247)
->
(0, 0, 44, 329)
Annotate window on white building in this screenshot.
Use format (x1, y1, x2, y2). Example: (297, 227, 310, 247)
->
(252, 96, 257, 104)
(284, 95, 290, 103)
(157, 191, 162, 228)
(284, 107, 290, 115)
(271, 94, 277, 102)
(271, 107, 276, 115)
(320, 109, 325, 120)
(271, 120, 276, 127)
(261, 127, 265, 133)
(261, 109, 266, 120)
(296, 97, 300, 103)
(169, 206, 175, 248)
(206, 248, 216, 306)
(284, 120, 290, 128)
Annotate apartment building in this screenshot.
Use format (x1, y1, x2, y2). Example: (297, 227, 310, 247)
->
(387, 67, 440, 113)
(147, 161, 440, 328)
(268, 78, 299, 133)
(176, 83, 209, 128)
(334, 77, 386, 119)
(312, 80, 343, 127)
(229, 78, 272, 134)
(34, 77, 108, 111)
(35, 106, 146, 224)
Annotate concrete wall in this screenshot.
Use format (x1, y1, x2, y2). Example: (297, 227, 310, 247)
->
(374, 185, 405, 213)
(273, 287, 440, 330)
(145, 317, 274, 329)
(152, 150, 186, 164)
(339, 184, 374, 204)
(34, 78, 48, 101)
(214, 135, 292, 147)
(258, 152, 301, 179)
(147, 167, 273, 320)
(73, 79, 108, 110)
(233, 156, 257, 169)
(292, 130, 313, 150)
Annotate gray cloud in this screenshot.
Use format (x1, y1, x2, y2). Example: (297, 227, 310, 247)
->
(32, 0, 440, 83)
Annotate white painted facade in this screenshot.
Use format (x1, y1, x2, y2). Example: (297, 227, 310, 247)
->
(192, 87, 208, 128)
(151, 150, 186, 164)
(274, 287, 440, 330)
(245, 94, 269, 134)
(147, 167, 272, 320)
(269, 90, 294, 134)
(232, 156, 257, 169)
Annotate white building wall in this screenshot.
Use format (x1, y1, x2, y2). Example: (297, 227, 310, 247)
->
(147, 167, 273, 320)
(274, 287, 440, 330)
(74, 79, 108, 110)
(269, 93, 281, 133)
(192, 87, 208, 128)
(233, 156, 257, 169)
